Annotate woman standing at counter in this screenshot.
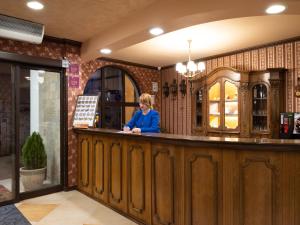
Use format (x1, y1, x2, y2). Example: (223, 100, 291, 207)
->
(124, 93, 160, 133)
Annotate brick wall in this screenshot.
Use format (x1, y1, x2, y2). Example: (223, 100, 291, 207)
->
(0, 37, 160, 187)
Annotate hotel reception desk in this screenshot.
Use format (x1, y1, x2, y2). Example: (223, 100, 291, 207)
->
(74, 128, 300, 225)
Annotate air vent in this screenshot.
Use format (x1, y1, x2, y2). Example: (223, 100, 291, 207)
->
(0, 14, 44, 44)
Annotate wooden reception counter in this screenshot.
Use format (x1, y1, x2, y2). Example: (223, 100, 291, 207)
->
(74, 128, 300, 225)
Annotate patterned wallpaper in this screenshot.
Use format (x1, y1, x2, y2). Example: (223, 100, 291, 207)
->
(161, 40, 300, 135)
(0, 37, 160, 187)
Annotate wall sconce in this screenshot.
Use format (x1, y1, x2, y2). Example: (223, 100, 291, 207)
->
(170, 79, 178, 99)
(179, 79, 187, 97)
(163, 82, 169, 97)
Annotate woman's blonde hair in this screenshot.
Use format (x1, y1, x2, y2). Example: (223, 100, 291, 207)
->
(139, 93, 152, 107)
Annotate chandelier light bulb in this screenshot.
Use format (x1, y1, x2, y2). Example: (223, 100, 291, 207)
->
(175, 40, 205, 78)
(198, 62, 206, 72)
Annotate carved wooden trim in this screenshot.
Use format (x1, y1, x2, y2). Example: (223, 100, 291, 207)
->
(239, 157, 278, 225)
(186, 153, 218, 225)
(128, 144, 145, 214)
(80, 138, 89, 187)
(109, 141, 122, 203)
(152, 147, 175, 225)
(93, 139, 104, 194)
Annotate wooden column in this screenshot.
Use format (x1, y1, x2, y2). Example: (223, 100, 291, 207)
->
(239, 82, 250, 137)
(269, 69, 286, 138)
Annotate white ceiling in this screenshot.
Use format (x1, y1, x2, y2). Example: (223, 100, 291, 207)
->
(113, 15, 300, 67)
(1, 0, 300, 67)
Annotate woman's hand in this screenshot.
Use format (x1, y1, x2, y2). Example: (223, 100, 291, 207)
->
(123, 126, 131, 132)
(132, 128, 141, 133)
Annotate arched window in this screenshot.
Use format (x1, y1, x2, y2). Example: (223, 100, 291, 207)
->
(84, 66, 140, 129)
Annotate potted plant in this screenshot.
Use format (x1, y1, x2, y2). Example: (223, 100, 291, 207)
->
(20, 132, 47, 191)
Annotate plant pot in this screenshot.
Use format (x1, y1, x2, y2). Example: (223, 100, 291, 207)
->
(20, 167, 46, 191)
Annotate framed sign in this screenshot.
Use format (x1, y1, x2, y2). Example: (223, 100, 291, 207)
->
(73, 95, 99, 128)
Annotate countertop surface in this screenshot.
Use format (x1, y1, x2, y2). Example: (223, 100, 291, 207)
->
(74, 128, 300, 146)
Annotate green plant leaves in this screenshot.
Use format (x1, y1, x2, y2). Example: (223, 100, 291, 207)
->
(21, 132, 47, 170)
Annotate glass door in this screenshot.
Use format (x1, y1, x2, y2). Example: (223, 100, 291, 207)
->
(208, 82, 221, 129)
(19, 68, 62, 193)
(0, 62, 15, 203)
(224, 81, 239, 129)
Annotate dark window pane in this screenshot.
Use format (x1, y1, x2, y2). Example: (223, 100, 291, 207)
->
(102, 106, 122, 129)
(103, 67, 122, 102)
(83, 69, 101, 95)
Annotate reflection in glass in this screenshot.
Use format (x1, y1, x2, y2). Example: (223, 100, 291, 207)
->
(252, 84, 268, 131)
(209, 82, 220, 100)
(209, 82, 221, 128)
(102, 106, 122, 129)
(104, 67, 122, 102)
(196, 89, 203, 127)
(0, 62, 15, 202)
(209, 115, 220, 128)
(83, 69, 101, 95)
(225, 81, 238, 129)
(225, 115, 238, 129)
(225, 102, 238, 114)
(209, 103, 220, 114)
(19, 69, 61, 193)
(125, 74, 139, 102)
(225, 81, 238, 100)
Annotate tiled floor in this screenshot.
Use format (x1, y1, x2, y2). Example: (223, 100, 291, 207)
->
(15, 191, 138, 225)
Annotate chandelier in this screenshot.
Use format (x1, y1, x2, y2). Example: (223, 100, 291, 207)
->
(175, 40, 205, 79)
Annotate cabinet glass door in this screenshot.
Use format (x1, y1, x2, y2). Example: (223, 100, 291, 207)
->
(208, 82, 220, 128)
(224, 81, 238, 129)
(195, 89, 203, 127)
(252, 84, 268, 131)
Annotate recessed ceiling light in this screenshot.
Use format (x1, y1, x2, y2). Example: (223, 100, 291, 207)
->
(149, 27, 164, 36)
(266, 4, 286, 14)
(100, 48, 112, 54)
(27, 1, 44, 10)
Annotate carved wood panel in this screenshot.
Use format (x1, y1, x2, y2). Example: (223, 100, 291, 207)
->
(109, 141, 123, 205)
(129, 145, 145, 212)
(92, 136, 108, 202)
(152, 146, 175, 225)
(185, 153, 219, 225)
(127, 141, 151, 224)
(78, 135, 92, 195)
(238, 153, 281, 225)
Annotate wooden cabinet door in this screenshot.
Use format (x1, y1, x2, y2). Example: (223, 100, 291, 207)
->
(184, 147, 223, 225)
(78, 134, 93, 195)
(127, 140, 151, 224)
(108, 138, 127, 212)
(234, 150, 283, 225)
(92, 135, 108, 203)
(152, 143, 183, 225)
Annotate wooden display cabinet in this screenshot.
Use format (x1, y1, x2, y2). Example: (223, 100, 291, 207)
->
(192, 67, 286, 138)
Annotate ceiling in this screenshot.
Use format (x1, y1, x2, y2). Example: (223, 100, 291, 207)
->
(1, 0, 300, 67)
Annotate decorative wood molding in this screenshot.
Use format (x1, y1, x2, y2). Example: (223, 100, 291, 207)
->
(80, 138, 89, 187)
(93, 139, 105, 194)
(98, 57, 158, 70)
(152, 147, 175, 225)
(186, 153, 218, 225)
(109, 141, 123, 203)
(128, 144, 146, 214)
(239, 157, 278, 225)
